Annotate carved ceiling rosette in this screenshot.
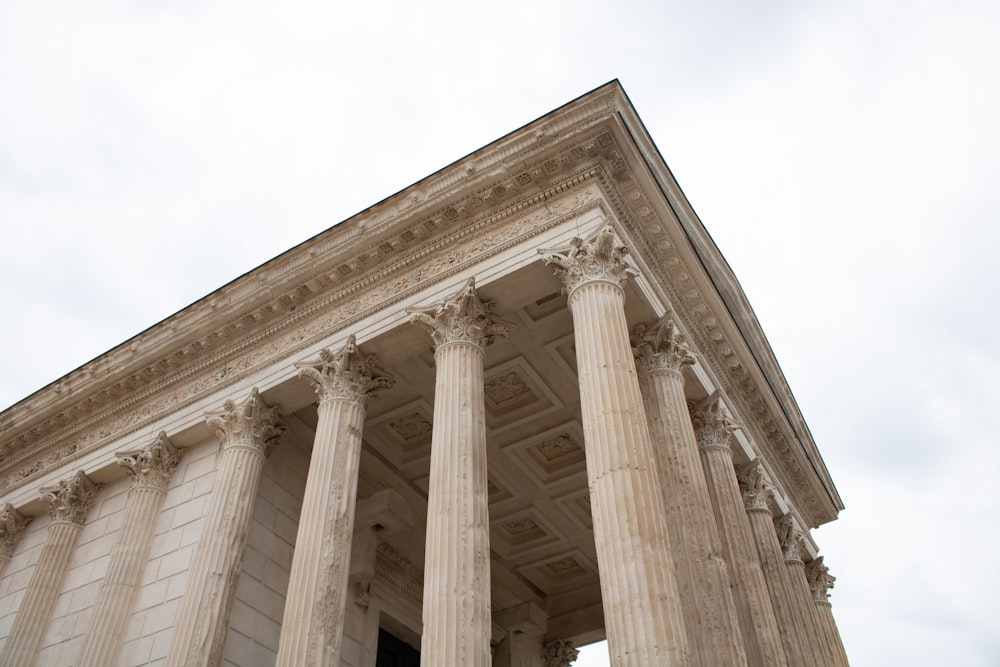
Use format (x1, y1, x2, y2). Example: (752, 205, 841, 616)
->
(631, 312, 697, 376)
(295, 334, 395, 407)
(205, 388, 285, 457)
(40, 470, 99, 525)
(690, 394, 738, 450)
(0, 503, 30, 558)
(805, 556, 836, 601)
(538, 224, 637, 296)
(542, 639, 579, 667)
(774, 515, 805, 561)
(116, 431, 182, 491)
(407, 277, 511, 351)
(737, 460, 774, 511)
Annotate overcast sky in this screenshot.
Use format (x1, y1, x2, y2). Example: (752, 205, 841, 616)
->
(1, 1, 998, 665)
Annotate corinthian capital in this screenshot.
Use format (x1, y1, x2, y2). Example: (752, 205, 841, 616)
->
(408, 277, 511, 350)
(737, 461, 773, 511)
(690, 395, 737, 450)
(774, 515, 805, 561)
(0, 503, 30, 558)
(631, 313, 696, 376)
(40, 470, 99, 525)
(296, 335, 395, 406)
(538, 225, 637, 295)
(206, 388, 285, 456)
(542, 639, 579, 667)
(116, 432, 182, 491)
(805, 556, 836, 601)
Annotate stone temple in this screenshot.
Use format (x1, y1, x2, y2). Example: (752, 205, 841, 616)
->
(0, 81, 848, 666)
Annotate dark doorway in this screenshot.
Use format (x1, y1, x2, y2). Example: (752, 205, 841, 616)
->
(375, 628, 420, 667)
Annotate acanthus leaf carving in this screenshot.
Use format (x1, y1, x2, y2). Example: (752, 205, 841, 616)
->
(805, 556, 836, 601)
(116, 431, 182, 491)
(542, 638, 579, 667)
(774, 514, 805, 561)
(690, 394, 737, 450)
(0, 503, 30, 558)
(40, 470, 99, 525)
(407, 277, 511, 350)
(631, 312, 697, 376)
(295, 334, 395, 407)
(205, 388, 285, 457)
(538, 224, 636, 295)
(737, 460, 773, 511)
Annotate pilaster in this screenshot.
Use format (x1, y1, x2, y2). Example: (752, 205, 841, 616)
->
(633, 316, 747, 667)
(408, 277, 509, 667)
(276, 336, 394, 667)
(76, 432, 182, 666)
(692, 398, 788, 667)
(0, 470, 99, 667)
(540, 225, 689, 666)
(165, 388, 285, 667)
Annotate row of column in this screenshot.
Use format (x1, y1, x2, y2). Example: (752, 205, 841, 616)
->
(0, 223, 846, 667)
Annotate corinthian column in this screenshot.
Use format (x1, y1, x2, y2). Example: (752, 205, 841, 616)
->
(633, 316, 747, 667)
(805, 558, 850, 667)
(408, 277, 509, 667)
(738, 462, 813, 667)
(0, 470, 99, 667)
(0, 503, 30, 575)
(775, 517, 834, 667)
(77, 432, 182, 666)
(165, 388, 285, 667)
(276, 336, 394, 666)
(540, 225, 689, 666)
(692, 398, 788, 667)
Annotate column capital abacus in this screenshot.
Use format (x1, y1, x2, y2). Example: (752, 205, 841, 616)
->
(40, 470, 99, 525)
(205, 388, 285, 457)
(116, 432, 182, 491)
(538, 224, 637, 297)
(631, 313, 696, 376)
(0, 503, 30, 558)
(690, 395, 738, 450)
(296, 335, 395, 407)
(805, 556, 836, 602)
(738, 461, 774, 511)
(542, 639, 579, 667)
(774, 515, 805, 561)
(407, 277, 511, 351)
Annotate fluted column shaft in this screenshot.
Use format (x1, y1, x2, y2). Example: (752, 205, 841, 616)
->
(276, 336, 393, 666)
(541, 227, 689, 666)
(166, 388, 284, 667)
(409, 278, 508, 667)
(815, 600, 850, 667)
(783, 555, 833, 667)
(633, 318, 746, 667)
(78, 434, 182, 666)
(806, 558, 849, 667)
(744, 506, 813, 666)
(0, 471, 98, 667)
(697, 441, 788, 667)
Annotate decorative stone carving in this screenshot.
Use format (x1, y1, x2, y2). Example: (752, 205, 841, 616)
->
(774, 515, 804, 561)
(631, 313, 696, 376)
(0, 503, 29, 559)
(542, 639, 579, 667)
(116, 431, 182, 490)
(738, 461, 772, 511)
(806, 556, 836, 602)
(40, 470, 99, 524)
(388, 412, 432, 440)
(537, 433, 580, 460)
(295, 334, 395, 406)
(408, 277, 511, 350)
(484, 371, 530, 403)
(690, 395, 738, 451)
(205, 387, 285, 456)
(539, 225, 636, 295)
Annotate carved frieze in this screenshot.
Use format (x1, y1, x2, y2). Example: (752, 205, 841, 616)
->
(40, 470, 99, 525)
(295, 334, 395, 407)
(408, 277, 512, 350)
(205, 388, 285, 457)
(116, 431, 182, 491)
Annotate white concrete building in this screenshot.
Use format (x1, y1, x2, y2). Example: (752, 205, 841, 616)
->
(0, 81, 847, 666)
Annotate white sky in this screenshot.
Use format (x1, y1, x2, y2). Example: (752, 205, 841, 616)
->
(2, 1, 998, 664)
